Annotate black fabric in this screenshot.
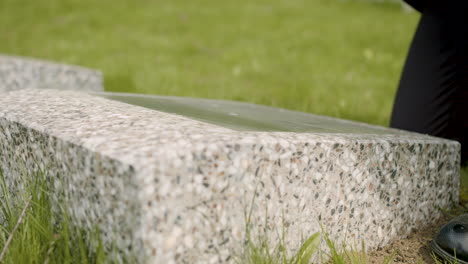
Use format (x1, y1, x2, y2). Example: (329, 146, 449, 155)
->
(404, 0, 468, 17)
(403, 0, 425, 12)
(390, 5, 468, 165)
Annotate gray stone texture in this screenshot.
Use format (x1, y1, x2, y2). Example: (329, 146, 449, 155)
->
(0, 54, 103, 92)
(0, 88, 460, 263)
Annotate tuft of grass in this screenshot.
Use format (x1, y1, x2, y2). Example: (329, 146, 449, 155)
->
(239, 223, 398, 264)
(238, 189, 397, 264)
(432, 252, 464, 264)
(0, 169, 115, 264)
(239, 230, 320, 264)
(322, 231, 396, 264)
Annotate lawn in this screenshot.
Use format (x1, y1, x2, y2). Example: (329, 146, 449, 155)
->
(0, 0, 419, 126)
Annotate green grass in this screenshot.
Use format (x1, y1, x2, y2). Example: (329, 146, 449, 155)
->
(237, 186, 397, 264)
(238, 214, 398, 264)
(0, 0, 419, 126)
(239, 230, 384, 264)
(0, 170, 121, 264)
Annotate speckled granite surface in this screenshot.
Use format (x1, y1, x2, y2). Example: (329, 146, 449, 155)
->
(0, 55, 103, 92)
(0, 89, 461, 264)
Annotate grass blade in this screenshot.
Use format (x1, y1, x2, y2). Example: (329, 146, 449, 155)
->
(0, 195, 32, 262)
(293, 232, 320, 264)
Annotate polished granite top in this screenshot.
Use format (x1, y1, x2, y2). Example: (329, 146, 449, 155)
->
(94, 92, 405, 135)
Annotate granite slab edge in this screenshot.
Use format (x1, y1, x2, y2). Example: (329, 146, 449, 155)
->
(0, 88, 461, 263)
(0, 54, 103, 92)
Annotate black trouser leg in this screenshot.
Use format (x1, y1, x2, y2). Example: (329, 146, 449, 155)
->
(390, 10, 468, 165)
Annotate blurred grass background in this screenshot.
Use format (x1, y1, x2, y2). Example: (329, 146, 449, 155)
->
(0, 0, 419, 126)
(1, 0, 466, 196)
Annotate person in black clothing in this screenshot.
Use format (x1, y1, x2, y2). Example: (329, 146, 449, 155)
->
(391, 1, 468, 262)
(390, 0, 467, 166)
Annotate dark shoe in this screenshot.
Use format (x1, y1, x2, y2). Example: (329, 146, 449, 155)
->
(431, 214, 468, 263)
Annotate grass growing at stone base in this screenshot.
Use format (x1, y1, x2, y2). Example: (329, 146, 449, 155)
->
(0, 170, 117, 264)
(0, 169, 397, 264)
(239, 229, 398, 264)
(237, 187, 397, 264)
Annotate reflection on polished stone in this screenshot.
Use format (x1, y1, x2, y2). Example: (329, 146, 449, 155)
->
(94, 92, 401, 134)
